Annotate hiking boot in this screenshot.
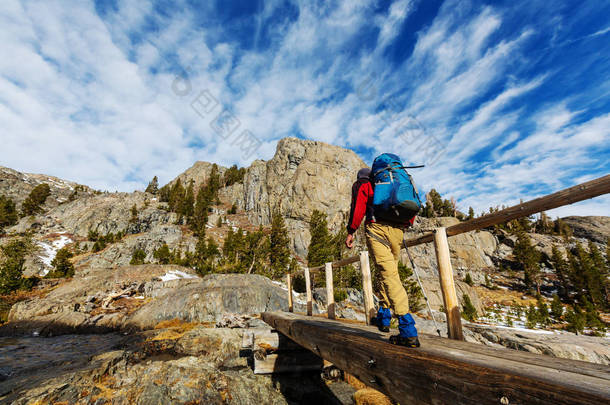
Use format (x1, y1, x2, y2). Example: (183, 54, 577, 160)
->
(389, 313, 420, 347)
(389, 335, 420, 347)
(371, 307, 391, 333)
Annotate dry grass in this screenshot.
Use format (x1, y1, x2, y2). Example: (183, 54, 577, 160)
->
(344, 373, 367, 390)
(345, 373, 394, 405)
(475, 286, 538, 307)
(353, 388, 393, 405)
(154, 318, 197, 330)
(149, 318, 199, 341)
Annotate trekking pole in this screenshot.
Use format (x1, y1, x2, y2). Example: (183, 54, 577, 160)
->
(403, 239, 442, 337)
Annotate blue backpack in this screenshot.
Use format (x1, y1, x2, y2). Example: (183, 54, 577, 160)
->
(371, 153, 423, 223)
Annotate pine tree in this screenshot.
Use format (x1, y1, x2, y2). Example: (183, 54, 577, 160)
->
(182, 181, 195, 218)
(586, 241, 606, 309)
(47, 248, 74, 278)
(397, 262, 423, 312)
(191, 185, 209, 235)
(551, 294, 563, 320)
(193, 230, 221, 276)
(224, 228, 241, 264)
(228, 204, 237, 215)
(0, 195, 18, 232)
(566, 249, 585, 300)
(0, 238, 31, 293)
(525, 303, 539, 329)
(535, 212, 553, 234)
(307, 210, 334, 267)
(565, 306, 585, 334)
(224, 165, 246, 187)
(464, 272, 473, 286)
(536, 295, 550, 326)
(269, 209, 291, 279)
(243, 227, 269, 275)
(130, 204, 138, 223)
(21, 183, 51, 216)
(153, 243, 172, 264)
(572, 242, 604, 309)
(553, 218, 573, 239)
(169, 179, 186, 214)
(145, 176, 159, 194)
(202, 164, 221, 206)
(467, 207, 475, 220)
(550, 245, 570, 299)
(513, 230, 541, 294)
(130, 249, 146, 265)
(461, 293, 478, 322)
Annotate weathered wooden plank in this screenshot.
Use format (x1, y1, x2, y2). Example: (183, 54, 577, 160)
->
(286, 273, 293, 313)
(433, 334, 610, 381)
(262, 312, 610, 405)
(325, 262, 335, 320)
(309, 255, 360, 273)
(405, 174, 610, 247)
(304, 267, 312, 316)
(360, 251, 375, 325)
(433, 227, 463, 340)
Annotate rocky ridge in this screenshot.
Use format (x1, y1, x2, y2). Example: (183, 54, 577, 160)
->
(0, 165, 93, 210)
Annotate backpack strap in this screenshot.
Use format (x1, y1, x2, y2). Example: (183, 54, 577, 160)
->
(373, 164, 425, 178)
(366, 230, 391, 248)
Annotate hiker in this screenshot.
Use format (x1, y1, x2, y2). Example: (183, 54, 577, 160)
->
(345, 155, 421, 348)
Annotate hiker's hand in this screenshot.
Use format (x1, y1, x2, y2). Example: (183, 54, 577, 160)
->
(345, 234, 354, 249)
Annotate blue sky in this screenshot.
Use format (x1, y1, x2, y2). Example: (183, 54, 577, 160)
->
(1, 0, 609, 217)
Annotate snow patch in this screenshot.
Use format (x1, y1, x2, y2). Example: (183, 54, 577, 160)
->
(158, 270, 198, 282)
(37, 234, 72, 276)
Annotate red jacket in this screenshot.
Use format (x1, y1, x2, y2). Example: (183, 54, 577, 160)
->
(347, 178, 374, 234)
(347, 179, 415, 234)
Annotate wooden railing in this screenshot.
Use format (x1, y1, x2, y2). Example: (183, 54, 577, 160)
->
(286, 174, 610, 340)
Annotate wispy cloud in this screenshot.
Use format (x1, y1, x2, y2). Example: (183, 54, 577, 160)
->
(0, 0, 608, 217)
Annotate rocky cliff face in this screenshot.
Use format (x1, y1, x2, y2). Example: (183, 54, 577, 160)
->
(178, 138, 366, 256)
(0, 166, 93, 210)
(562, 216, 610, 244)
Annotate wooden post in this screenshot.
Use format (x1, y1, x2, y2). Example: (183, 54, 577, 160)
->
(360, 251, 375, 325)
(433, 227, 463, 340)
(325, 262, 335, 319)
(286, 273, 293, 313)
(304, 267, 312, 316)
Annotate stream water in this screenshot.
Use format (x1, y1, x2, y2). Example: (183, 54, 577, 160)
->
(0, 333, 124, 384)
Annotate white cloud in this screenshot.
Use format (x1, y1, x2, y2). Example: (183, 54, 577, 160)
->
(0, 0, 607, 221)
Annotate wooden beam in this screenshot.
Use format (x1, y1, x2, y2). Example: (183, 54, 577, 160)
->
(404, 174, 610, 247)
(433, 227, 463, 340)
(262, 312, 610, 405)
(304, 267, 312, 316)
(309, 255, 360, 273)
(286, 273, 293, 313)
(325, 262, 335, 320)
(360, 250, 375, 326)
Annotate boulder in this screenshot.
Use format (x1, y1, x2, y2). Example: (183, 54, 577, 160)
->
(2, 269, 315, 336)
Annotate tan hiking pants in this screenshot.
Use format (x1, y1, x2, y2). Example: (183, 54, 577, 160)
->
(365, 222, 409, 316)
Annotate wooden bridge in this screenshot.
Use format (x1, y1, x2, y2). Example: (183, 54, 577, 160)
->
(260, 175, 610, 404)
